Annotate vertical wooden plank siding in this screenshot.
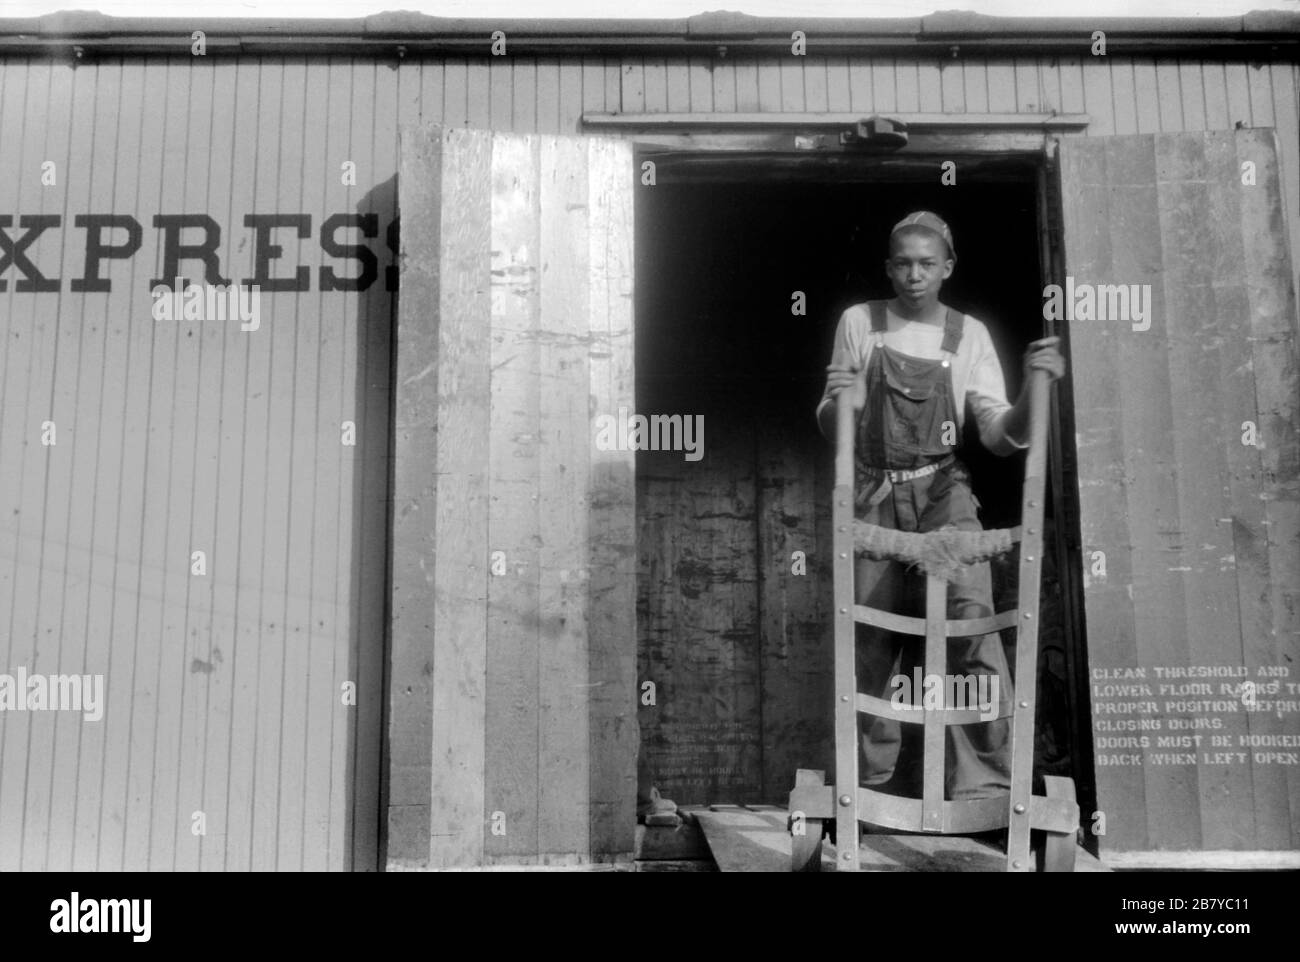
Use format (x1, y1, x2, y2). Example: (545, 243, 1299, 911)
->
(396, 127, 635, 865)
(620, 59, 644, 115)
(1112, 136, 1198, 850)
(0, 49, 1297, 869)
(442, 58, 468, 126)
(0, 55, 390, 870)
(585, 136, 638, 856)
(160, 55, 216, 874)
(638, 427, 762, 807)
(1235, 129, 1300, 843)
(940, 58, 964, 113)
(643, 59, 668, 113)
(756, 421, 833, 801)
(1155, 62, 1184, 130)
(356, 57, 397, 872)
(298, 57, 337, 872)
(917, 59, 942, 113)
(1014, 59, 1039, 112)
(1039, 57, 1062, 115)
(779, 56, 803, 112)
(389, 119, 441, 868)
(20, 54, 76, 873)
(846, 59, 871, 112)
(689, 58, 715, 113)
(1200, 134, 1283, 848)
(1176, 61, 1205, 133)
(252, 57, 303, 873)
(963, 57, 989, 114)
(803, 57, 829, 113)
(1060, 131, 1300, 853)
(1268, 65, 1300, 290)
(895, 58, 920, 112)
(553, 58, 581, 134)
(118, 55, 178, 872)
(1058, 57, 1086, 115)
(824, 58, 848, 113)
(0, 58, 31, 870)
(1157, 133, 1252, 849)
(757, 55, 782, 112)
(1134, 62, 1162, 132)
(428, 126, 492, 867)
(1080, 59, 1116, 136)
(1057, 138, 1148, 851)
(536, 136, 594, 857)
(985, 60, 1017, 113)
(223, 56, 275, 871)
(485, 134, 541, 860)
(43, 57, 116, 873)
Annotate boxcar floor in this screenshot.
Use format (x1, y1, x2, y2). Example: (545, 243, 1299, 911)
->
(692, 806, 1108, 872)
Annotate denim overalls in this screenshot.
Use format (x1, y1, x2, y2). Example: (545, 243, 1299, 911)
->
(853, 300, 1014, 801)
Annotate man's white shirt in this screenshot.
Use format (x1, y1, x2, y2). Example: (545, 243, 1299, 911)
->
(816, 302, 1027, 455)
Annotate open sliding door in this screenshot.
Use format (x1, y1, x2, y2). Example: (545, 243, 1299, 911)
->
(1059, 128, 1300, 859)
(390, 125, 637, 868)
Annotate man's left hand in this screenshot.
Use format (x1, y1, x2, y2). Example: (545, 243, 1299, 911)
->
(1022, 336, 1065, 383)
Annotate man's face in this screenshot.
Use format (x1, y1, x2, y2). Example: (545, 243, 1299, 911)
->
(884, 231, 954, 311)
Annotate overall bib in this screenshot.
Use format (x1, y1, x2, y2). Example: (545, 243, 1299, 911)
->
(853, 301, 1014, 801)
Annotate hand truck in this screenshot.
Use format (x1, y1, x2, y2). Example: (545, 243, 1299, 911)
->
(788, 366, 1079, 872)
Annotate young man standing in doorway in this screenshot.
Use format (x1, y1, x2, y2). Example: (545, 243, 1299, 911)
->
(816, 211, 1065, 802)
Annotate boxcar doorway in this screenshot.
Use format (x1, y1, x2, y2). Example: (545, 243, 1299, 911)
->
(633, 153, 1085, 813)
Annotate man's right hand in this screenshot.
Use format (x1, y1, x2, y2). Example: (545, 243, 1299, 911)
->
(824, 363, 860, 401)
(818, 361, 863, 440)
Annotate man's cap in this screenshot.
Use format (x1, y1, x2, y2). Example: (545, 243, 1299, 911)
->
(891, 210, 955, 260)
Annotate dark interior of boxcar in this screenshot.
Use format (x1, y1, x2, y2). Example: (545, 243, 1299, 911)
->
(634, 156, 1077, 807)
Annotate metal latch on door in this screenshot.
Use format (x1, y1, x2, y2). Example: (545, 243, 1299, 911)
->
(839, 116, 910, 149)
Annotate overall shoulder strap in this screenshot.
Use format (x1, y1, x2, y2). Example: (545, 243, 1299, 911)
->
(868, 300, 888, 333)
(940, 306, 964, 355)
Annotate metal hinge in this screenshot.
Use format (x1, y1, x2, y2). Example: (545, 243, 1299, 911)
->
(839, 116, 909, 149)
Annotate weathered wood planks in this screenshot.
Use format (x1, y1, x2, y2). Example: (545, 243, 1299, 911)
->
(395, 126, 637, 868)
(1060, 129, 1300, 855)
